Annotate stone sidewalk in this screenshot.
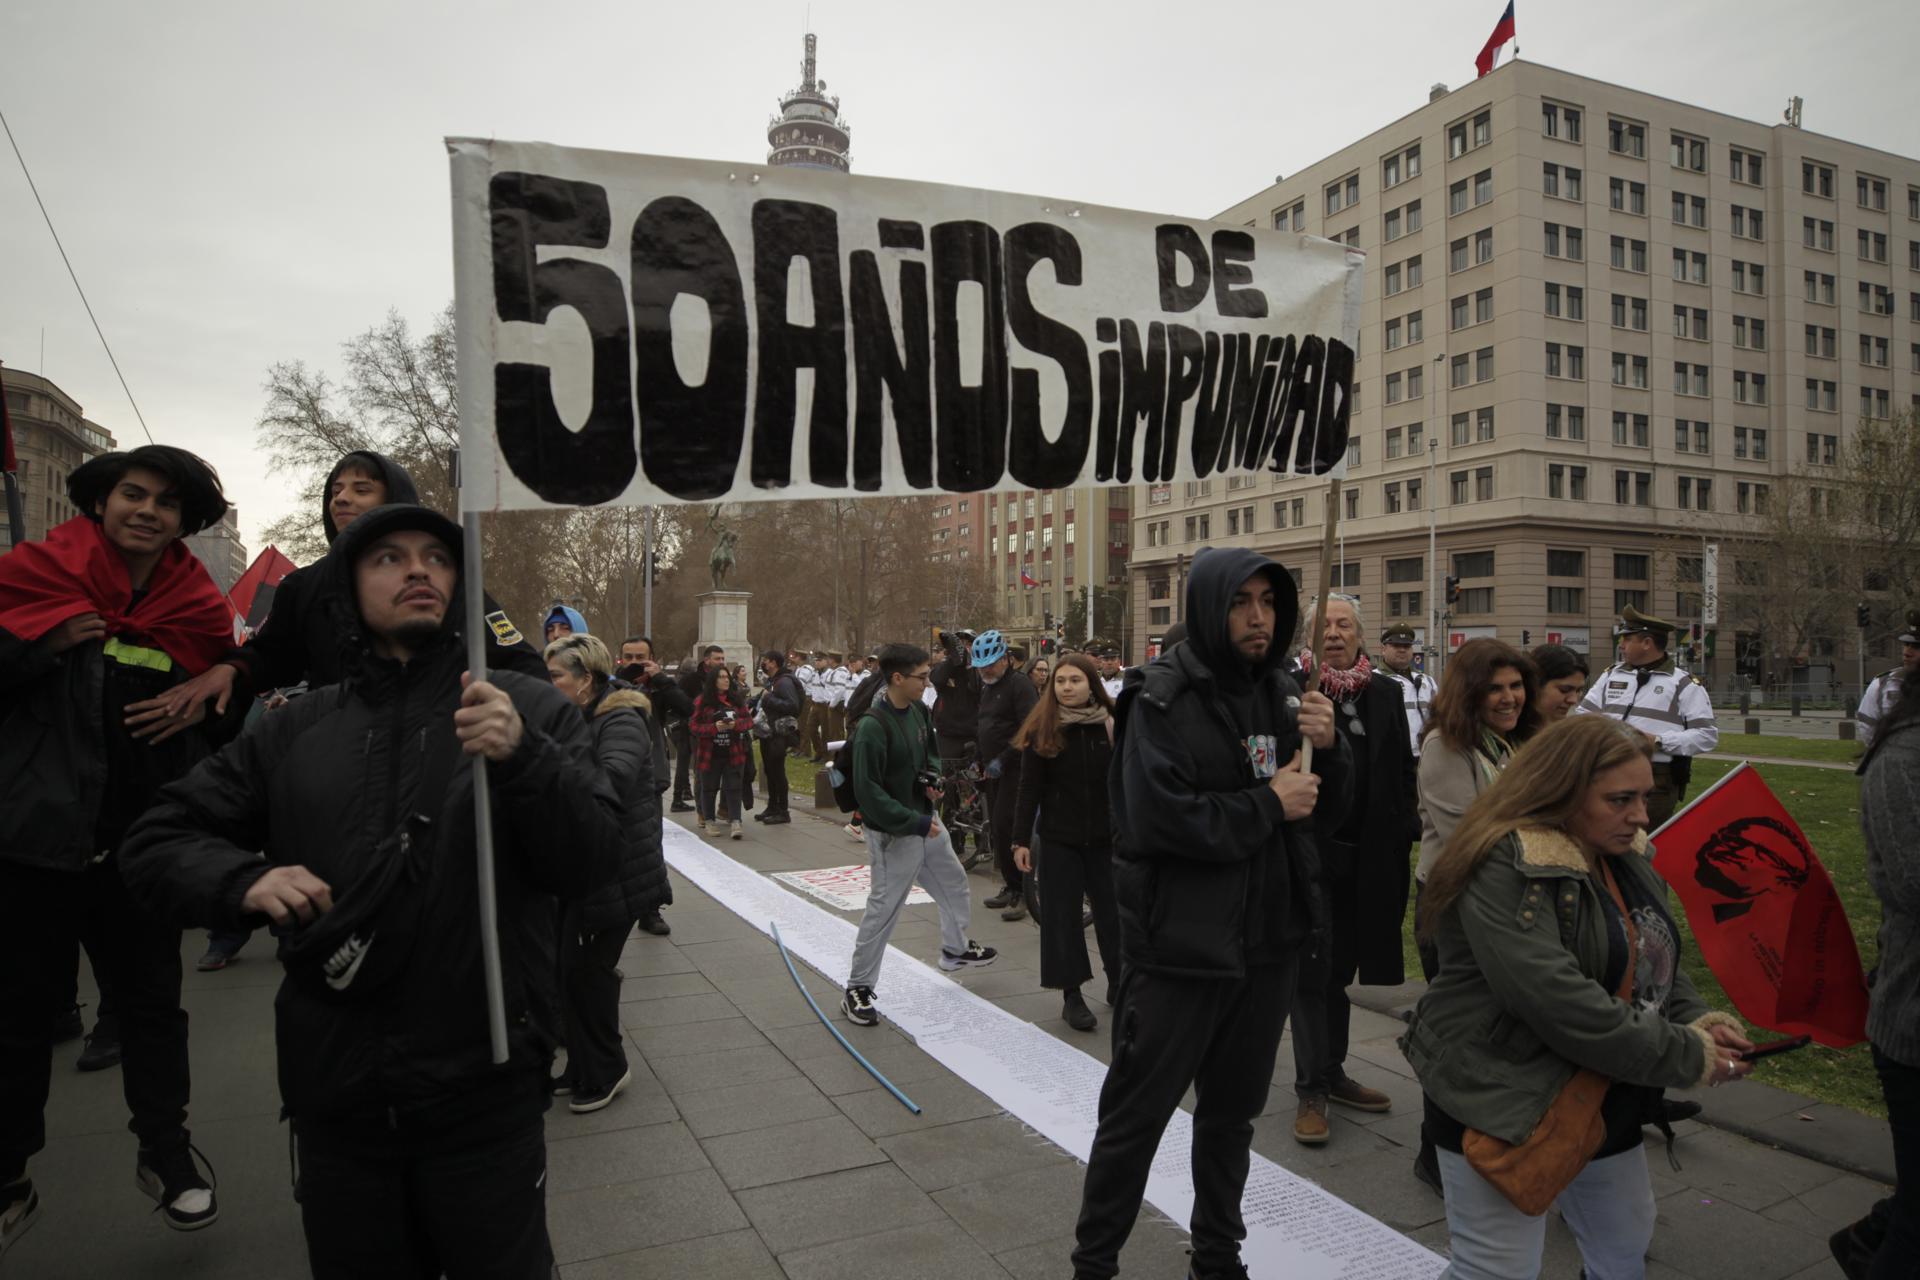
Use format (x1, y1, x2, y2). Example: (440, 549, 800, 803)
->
(23, 800, 1890, 1278)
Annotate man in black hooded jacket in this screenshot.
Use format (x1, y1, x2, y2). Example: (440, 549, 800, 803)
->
(120, 504, 619, 1278)
(1070, 547, 1350, 1280)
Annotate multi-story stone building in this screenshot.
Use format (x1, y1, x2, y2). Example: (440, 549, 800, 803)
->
(1128, 61, 1919, 687)
(185, 505, 249, 595)
(1, 368, 117, 546)
(982, 486, 1132, 656)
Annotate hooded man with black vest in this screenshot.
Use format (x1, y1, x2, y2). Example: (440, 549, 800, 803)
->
(120, 504, 619, 1278)
(1070, 547, 1350, 1280)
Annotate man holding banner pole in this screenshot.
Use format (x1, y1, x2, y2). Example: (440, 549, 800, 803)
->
(120, 504, 619, 1275)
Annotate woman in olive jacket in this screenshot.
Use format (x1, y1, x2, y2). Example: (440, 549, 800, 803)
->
(1010, 653, 1119, 1033)
(1401, 715, 1753, 1279)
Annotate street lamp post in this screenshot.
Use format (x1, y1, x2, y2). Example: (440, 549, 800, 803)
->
(1428, 350, 1446, 679)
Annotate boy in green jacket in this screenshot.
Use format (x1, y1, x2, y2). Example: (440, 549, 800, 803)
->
(842, 643, 996, 1026)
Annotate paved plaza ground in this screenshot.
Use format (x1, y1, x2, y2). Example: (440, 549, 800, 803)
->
(22, 796, 1891, 1279)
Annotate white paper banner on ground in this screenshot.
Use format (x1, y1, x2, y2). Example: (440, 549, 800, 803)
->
(771, 863, 934, 912)
(661, 823, 1442, 1280)
(448, 139, 1362, 511)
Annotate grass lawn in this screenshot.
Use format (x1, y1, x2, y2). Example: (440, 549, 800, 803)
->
(1710, 732, 1866, 766)
(1402, 757, 1887, 1117)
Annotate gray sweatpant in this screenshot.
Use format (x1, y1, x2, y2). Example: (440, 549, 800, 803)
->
(847, 825, 973, 990)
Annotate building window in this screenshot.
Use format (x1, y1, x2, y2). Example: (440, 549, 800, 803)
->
(1545, 403, 1585, 440)
(1608, 118, 1647, 158)
(1475, 466, 1494, 500)
(1611, 412, 1650, 446)
(1407, 477, 1423, 509)
(1803, 161, 1835, 198)
(1803, 217, 1836, 252)
(1614, 589, 1648, 614)
(1805, 271, 1837, 305)
(1542, 162, 1582, 201)
(1671, 248, 1707, 283)
(1384, 482, 1402, 513)
(1731, 260, 1764, 294)
(1548, 585, 1584, 613)
(1271, 200, 1305, 230)
(1608, 177, 1647, 215)
(1732, 316, 1766, 350)
(1859, 174, 1889, 210)
(1807, 432, 1838, 465)
(1672, 305, 1708, 341)
(1450, 470, 1468, 504)
(1325, 172, 1360, 215)
(1673, 362, 1709, 397)
(1671, 192, 1707, 227)
(1736, 482, 1771, 515)
(1613, 470, 1653, 507)
(1451, 410, 1469, 444)
(1733, 371, 1768, 404)
(1730, 205, 1763, 239)
(1858, 229, 1889, 263)
(1669, 132, 1707, 172)
(1729, 147, 1763, 185)
(1542, 102, 1582, 142)
(1610, 236, 1649, 272)
(1454, 551, 1495, 578)
(1806, 378, 1837, 412)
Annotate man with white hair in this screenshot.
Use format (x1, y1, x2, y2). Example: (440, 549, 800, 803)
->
(1286, 594, 1419, 1147)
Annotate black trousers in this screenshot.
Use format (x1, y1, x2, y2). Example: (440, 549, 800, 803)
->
(670, 722, 693, 802)
(1072, 957, 1299, 1279)
(761, 735, 792, 816)
(0, 858, 191, 1181)
(986, 763, 1023, 895)
(295, 1115, 552, 1280)
(558, 905, 629, 1095)
(698, 764, 742, 823)
(1871, 1045, 1920, 1280)
(1289, 870, 1360, 1097)
(1034, 838, 1120, 993)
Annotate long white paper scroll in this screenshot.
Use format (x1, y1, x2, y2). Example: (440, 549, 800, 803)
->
(449, 139, 1361, 511)
(661, 823, 1441, 1280)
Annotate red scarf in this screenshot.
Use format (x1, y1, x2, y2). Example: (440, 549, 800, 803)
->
(1296, 649, 1374, 700)
(0, 516, 234, 675)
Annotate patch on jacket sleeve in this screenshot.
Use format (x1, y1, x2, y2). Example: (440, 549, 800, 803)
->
(486, 610, 524, 647)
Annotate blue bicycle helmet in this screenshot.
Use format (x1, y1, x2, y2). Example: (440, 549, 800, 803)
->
(969, 629, 1008, 668)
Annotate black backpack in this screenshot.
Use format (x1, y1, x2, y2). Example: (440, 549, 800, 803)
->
(827, 675, 899, 813)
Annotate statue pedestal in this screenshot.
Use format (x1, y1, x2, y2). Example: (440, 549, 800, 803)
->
(696, 590, 753, 665)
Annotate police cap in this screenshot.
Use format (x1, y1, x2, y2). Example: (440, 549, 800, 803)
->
(1614, 606, 1677, 639)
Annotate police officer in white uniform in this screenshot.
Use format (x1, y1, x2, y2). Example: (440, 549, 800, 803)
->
(1575, 606, 1717, 829)
(1858, 610, 1920, 750)
(1096, 646, 1125, 701)
(1373, 623, 1434, 757)
(824, 651, 854, 747)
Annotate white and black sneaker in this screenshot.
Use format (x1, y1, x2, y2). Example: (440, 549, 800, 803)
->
(567, 1067, 631, 1114)
(1, 1177, 41, 1260)
(842, 985, 879, 1026)
(938, 941, 998, 972)
(135, 1142, 218, 1231)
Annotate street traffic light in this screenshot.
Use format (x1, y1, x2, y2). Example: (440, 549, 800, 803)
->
(1445, 574, 1460, 606)
(1857, 601, 1871, 629)
(1044, 608, 1054, 631)
(1521, 629, 1531, 646)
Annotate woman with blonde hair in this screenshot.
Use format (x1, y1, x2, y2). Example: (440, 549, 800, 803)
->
(1010, 652, 1119, 1032)
(1402, 715, 1753, 1278)
(544, 633, 666, 1112)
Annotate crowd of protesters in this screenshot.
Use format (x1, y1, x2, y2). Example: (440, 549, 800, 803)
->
(1, 445, 1910, 1280)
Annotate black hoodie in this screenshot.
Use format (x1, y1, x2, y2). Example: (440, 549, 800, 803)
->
(1108, 546, 1351, 977)
(122, 504, 620, 1129)
(222, 451, 543, 694)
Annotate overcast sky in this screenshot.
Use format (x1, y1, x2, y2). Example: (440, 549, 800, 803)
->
(5, 0, 1916, 548)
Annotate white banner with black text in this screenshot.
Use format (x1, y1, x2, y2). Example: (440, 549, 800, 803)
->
(448, 139, 1361, 511)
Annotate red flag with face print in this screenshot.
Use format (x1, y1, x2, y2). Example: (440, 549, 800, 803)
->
(1651, 763, 1868, 1047)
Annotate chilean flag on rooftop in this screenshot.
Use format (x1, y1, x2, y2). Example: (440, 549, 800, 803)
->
(1476, 1, 1516, 78)
(1020, 566, 1039, 589)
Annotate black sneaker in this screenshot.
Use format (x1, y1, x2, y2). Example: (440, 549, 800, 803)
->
(1, 1177, 40, 1261)
(761, 812, 791, 825)
(51, 1004, 84, 1045)
(983, 888, 1017, 910)
(568, 1068, 631, 1114)
(842, 985, 879, 1026)
(135, 1142, 218, 1231)
(1062, 989, 1097, 1032)
(670, 800, 695, 813)
(938, 941, 997, 972)
(638, 911, 671, 937)
(1188, 1255, 1252, 1280)
(77, 1016, 121, 1072)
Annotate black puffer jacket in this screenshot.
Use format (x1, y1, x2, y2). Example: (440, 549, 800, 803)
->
(120, 518, 619, 1129)
(1012, 720, 1113, 849)
(976, 669, 1038, 772)
(578, 686, 669, 931)
(222, 451, 544, 695)
(1109, 547, 1351, 978)
(930, 653, 980, 743)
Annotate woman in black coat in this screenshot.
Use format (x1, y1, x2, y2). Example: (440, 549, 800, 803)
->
(1011, 653, 1120, 1033)
(545, 635, 666, 1114)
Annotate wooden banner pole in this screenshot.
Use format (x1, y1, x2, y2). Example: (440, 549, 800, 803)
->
(1298, 475, 1344, 773)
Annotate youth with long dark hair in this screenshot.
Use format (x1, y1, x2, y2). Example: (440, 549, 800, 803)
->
(1011, 653, 1120, 1032)
(689, 666, 749, 839)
